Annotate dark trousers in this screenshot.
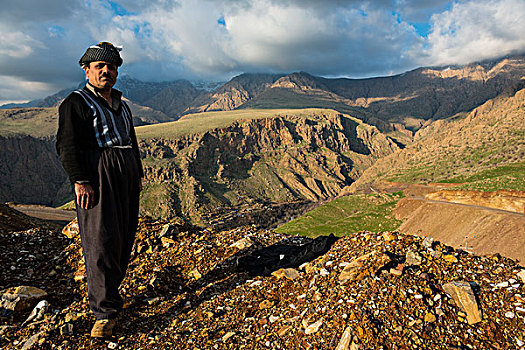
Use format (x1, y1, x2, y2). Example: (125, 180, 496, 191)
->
(76, 148, 141, 320)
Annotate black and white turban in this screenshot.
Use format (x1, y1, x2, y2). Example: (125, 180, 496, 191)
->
(79, 42, 123, 67)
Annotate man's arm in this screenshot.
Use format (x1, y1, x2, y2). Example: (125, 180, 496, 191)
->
(57, 95, 96, 209)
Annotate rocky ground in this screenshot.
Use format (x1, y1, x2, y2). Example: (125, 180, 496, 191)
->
(1, 206, 524, 349)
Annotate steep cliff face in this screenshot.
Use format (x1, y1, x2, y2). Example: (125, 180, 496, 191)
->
(139, 112, 398, 222)
(0, 136, 70, 206)
(185, 73, 284, 114)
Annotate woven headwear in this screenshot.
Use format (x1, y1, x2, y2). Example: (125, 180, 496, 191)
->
(79, 42, 123, 67)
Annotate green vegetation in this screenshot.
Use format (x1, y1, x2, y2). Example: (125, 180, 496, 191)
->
(139, 182, 176, 218)
(136, 108, 339, 139)
(444, 161, 525, 191)
(57, 200, 75, 210)
(276, 192, 404, 237)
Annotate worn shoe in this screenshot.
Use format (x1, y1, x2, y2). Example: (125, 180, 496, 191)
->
(90, 318, 117, 338)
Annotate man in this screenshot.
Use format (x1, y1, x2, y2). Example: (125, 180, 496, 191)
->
(56, 42, 143, 338)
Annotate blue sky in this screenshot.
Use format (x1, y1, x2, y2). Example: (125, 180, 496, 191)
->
(0, 0, 524, 104)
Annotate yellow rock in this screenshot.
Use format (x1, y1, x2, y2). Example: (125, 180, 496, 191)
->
(62, 218, 79, 239)
(278, 326, 292, 337)
(442, 254, 458, 263)
(305, 319, 323, 335)
(382, 232, 396, 242)
(271, 268, 300, 280)
(189, 268, 202, 280)
(442, 281, 482, 324)
(424, 312, 436, 323)
(259, 300, 274, 309)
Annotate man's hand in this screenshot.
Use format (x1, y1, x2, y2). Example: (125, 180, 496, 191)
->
(75, 183, 95, 209)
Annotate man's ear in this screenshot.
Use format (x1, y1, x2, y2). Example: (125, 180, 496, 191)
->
(83, 65, 90, 76)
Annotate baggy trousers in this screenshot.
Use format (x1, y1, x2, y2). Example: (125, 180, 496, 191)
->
(76, 148, 141, 320)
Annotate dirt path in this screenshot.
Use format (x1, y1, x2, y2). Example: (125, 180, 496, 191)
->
(409, 195, 525, 216)
(8, 204, 76, 226)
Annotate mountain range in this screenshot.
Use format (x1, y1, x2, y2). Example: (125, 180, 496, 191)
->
(4, 55, 524, 132)
(0, 55, 524, 224)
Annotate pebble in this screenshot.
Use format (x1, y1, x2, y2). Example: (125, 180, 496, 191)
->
(305, 319, 323, 335)
(424, 313, 436, 323)
(442, 254, 458, 263)
(222, 331, 235, 342)
(505, 311, 515, 318)
(259, 300, 274, 309)
(335, 326, 353, 350)
(278, 326, 292, 337)
(406, 250, 422, 266)
(517, 270, 525, 283)
(319, 268, 330, 276)
(496, 281, 509, 288)
(272, 268, 301, 280)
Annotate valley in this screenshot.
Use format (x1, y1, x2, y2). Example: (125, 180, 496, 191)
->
(1, 56, 524, 349)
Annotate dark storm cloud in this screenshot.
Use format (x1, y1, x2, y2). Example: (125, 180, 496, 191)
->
(1, 0, 524, 104)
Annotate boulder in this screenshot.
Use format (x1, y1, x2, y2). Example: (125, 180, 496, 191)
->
(0, 286, 47, 322)
(442, 281, 482, 324)
(62, 218, 79, 239)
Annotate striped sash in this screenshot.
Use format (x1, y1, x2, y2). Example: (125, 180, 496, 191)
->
(74, 89, 133, 148)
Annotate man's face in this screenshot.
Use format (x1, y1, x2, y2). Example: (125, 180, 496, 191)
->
(83, 61, 118, 90)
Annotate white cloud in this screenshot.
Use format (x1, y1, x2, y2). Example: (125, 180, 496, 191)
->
(0, 29, 44, 59)
(0, 75, 57, 105)
(417, 0, 525, 65)
(1, 0, 524, 102)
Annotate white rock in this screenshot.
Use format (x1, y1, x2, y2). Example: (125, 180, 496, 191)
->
(335, 326, 353, 350)
(319, 268, 330, 276)
(517, 270, 525, 283)
(505, 311, 515, 318)
(222, 331, 235, 342)
(305, 319, 323, 335)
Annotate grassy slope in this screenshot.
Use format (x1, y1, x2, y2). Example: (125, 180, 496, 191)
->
(354, 88, 525, 192)
(442, 160, 525, 191)
(136, 108, 343, 139)
(0, 108, 58, 138)
(275, 192, 404, 237)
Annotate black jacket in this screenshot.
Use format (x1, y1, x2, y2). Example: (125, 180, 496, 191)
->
(56, 86, 144, 183)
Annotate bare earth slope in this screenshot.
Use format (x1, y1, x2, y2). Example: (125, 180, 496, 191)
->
(394, 197, 525, 264)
